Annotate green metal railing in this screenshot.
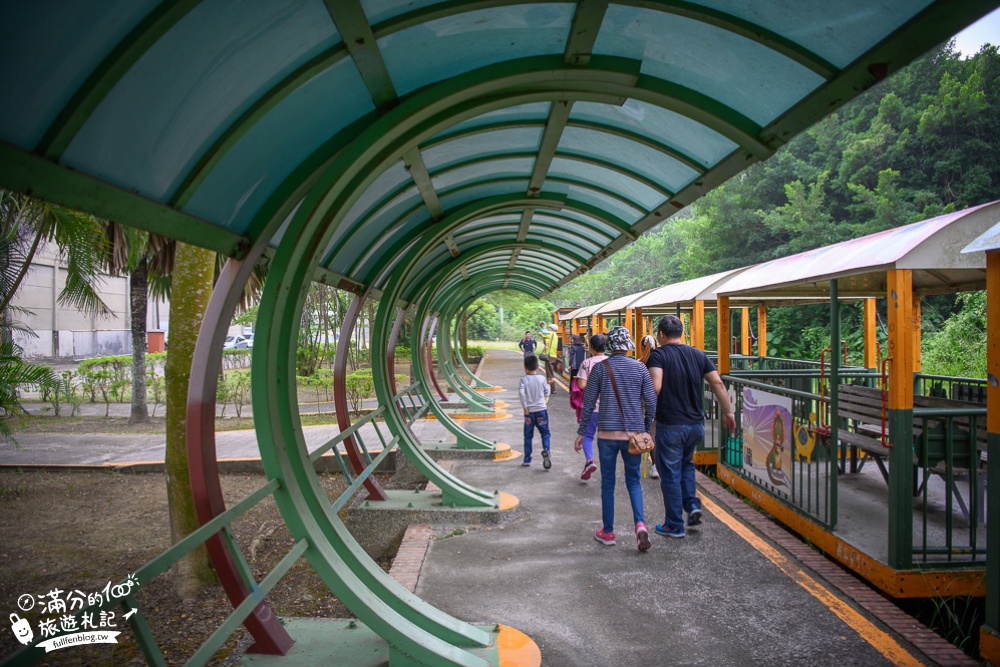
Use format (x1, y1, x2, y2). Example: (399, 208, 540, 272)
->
(720, 375, 838, 528)
(2, 383, 434, 667)
(912, 406, 988, 566)
(914, 373, 988, 404)
(2, 476, 304, 667)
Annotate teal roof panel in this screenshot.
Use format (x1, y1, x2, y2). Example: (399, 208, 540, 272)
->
(377, 4, 575, 97)
(436, 102, 552, 138)
(569, 100, 738, 168)
(184, 57, 376, 233)
(688, 0, 935, 68)
(423, 128, 543, 170)
(594, 5, 825, 125)
(0, 0, 159, 147)
(430, 157, 536, 191)
(557, 126, 700, 195)
(61, 0, 341, 201)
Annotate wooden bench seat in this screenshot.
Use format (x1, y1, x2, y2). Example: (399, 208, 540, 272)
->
(836, 384, 987, 523)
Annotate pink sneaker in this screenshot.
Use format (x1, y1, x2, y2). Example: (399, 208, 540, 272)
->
(635, 522, 651, 552)
(594, 528, 616, 546)
(581, 460, 597, 480)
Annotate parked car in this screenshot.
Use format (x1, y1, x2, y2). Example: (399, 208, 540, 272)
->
(223, 335, 249, 349)
(242, 333, 254, 349)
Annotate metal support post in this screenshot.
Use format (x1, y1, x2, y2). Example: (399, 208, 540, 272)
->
(886, 269, 915, 569)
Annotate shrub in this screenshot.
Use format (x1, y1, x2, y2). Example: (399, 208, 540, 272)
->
(344, 369, 374, 412)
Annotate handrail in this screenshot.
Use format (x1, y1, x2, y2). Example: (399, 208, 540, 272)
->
(182, 539, 309, 667)
(3, 477, 283, 667)
(721, 375, 829, 403)
(332, 438, 400, 512)
(310, 405, 387, 462)
(728, 370, 878, 378)
(136, 479, 280, 583)
(914, 372, 988, 384)
(912, 407, 987, 417)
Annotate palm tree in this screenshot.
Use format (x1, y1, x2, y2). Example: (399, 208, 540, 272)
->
(103, 222, 174, 425)
(1, 190, 110, 442)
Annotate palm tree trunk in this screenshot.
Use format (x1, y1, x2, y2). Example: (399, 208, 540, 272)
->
(164, 242, 216, 598)
(128, 256, 149, 425)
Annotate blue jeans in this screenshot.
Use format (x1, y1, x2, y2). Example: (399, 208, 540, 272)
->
(580, 410, 598, 460)
(523, 410, 550, 463)
(655, 423, 704, 532)
(597, 438, 644, 533)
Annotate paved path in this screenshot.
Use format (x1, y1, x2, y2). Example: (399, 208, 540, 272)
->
(417, 349, 932, 667)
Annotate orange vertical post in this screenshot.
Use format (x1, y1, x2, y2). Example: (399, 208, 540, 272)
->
(625, 307, 635, 355)
(982, 251, 1000, 662)
(912, 297, 922, 373)
(757, 306, 767, 357)
(863, 298, 877, 369)
(886, 269, 914, 569)
(886, 270, 914, 411)
(717, 296, 731, 374)
(596, 314, 605, 333)
(635, 307, 645, 341)
(740, 307, 750, 355)
(691, 300, 705, 350)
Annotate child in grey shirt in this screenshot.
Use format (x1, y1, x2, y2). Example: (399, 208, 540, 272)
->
(518, 354, 552, 469)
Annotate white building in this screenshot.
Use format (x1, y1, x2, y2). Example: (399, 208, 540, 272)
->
(11, 242, 168, 359)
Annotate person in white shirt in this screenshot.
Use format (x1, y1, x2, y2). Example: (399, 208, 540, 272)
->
(518, 354, 552, 469)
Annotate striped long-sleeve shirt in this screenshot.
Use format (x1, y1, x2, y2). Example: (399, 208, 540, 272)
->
(576, 353, 656, 438)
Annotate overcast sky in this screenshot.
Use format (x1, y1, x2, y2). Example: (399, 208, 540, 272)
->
(953, 7, 1000, 57)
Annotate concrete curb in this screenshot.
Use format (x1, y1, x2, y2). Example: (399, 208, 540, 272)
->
(0, 451, 397, 475)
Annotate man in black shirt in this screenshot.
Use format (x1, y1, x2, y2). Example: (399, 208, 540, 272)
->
(646, 315, 735, 538)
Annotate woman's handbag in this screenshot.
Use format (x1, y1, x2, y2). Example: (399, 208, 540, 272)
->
(603, 360, 655, 454)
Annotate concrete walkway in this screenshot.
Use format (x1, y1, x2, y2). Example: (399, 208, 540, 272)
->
(416, 349, 936, 666)
(3, 348, 962, 665)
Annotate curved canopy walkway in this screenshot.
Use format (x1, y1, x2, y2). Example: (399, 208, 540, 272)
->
(2, 2, 998, 665)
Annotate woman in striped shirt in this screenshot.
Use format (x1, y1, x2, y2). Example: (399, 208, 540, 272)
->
(575, 326, 657, 552)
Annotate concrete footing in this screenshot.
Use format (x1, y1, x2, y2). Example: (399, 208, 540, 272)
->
(346, 488, 519, 559)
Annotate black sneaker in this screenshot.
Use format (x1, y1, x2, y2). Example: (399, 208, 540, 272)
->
(542, 450, 551, 470)
(688, 509, 702, 526)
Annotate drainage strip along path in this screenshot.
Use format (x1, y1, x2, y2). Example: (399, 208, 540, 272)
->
(413, 348, 967, 667)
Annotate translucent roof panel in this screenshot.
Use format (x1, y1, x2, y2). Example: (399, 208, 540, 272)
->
(361, 0, 440, 27)
(688, 0, 935, 69)
(378, 4, 574, 97)
(62, 0, 341, 202)
(594, 5, 824, 126)
(569, 100, 738, 168)
(422, 128, 542, 170)
(437, 181, 531, 213)
(546, 159, 657, 213)
(0, 0, 160, 147)
(2, 0, 993, 308)
(430, 157, 535, 192)
(544, 180, 645, 225)
(432, 102, 552, 139)
(338, 161, 414, 236)
(557, 126, 700, 195)
(184, 57, 376, 233)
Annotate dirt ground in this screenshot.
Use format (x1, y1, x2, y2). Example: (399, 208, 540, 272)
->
(0, 470, 393, 666)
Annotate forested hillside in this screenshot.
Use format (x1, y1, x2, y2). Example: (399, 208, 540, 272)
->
(550, 42, 999, 374)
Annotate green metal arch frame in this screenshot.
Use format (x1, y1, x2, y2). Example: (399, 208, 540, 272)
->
(345, 190, 630, 277)
(379, 242, 567, 452)
(241, 64, 772, 644)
